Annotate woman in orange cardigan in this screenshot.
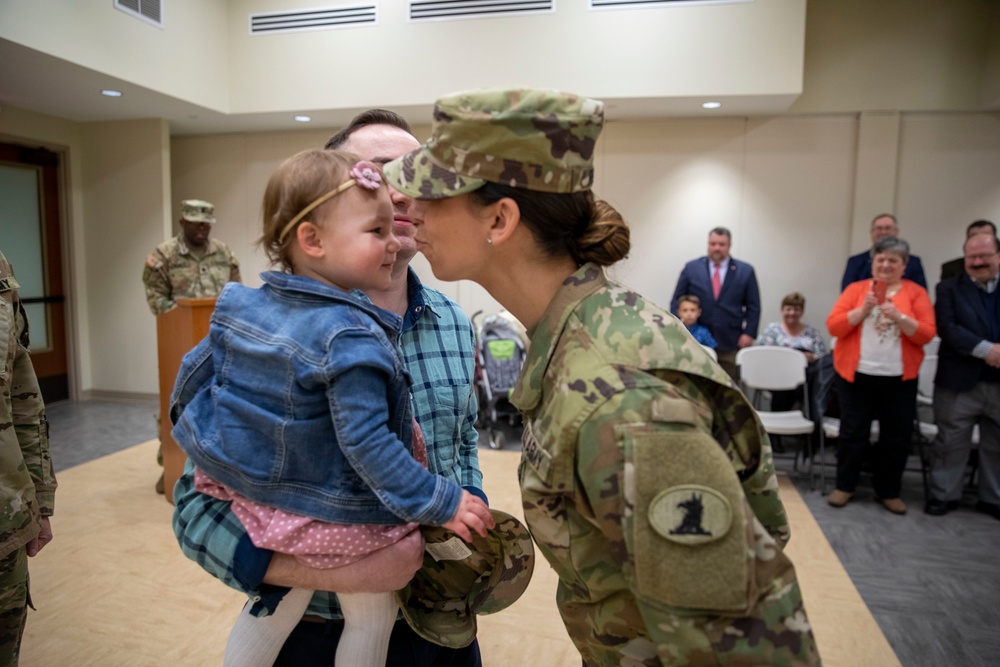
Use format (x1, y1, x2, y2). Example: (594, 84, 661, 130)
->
(826, 237, 936, 514)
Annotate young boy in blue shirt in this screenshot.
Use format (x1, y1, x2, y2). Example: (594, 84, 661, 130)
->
(676, 294, 718, 349)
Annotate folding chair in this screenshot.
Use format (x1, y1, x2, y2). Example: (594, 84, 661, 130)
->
(701, 345, 718, 361)
(736, 347, 825, 491)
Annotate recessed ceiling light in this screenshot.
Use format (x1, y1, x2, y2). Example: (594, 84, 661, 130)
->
(294, 115, 312, 123)
(101, 89, 123, 98)
(701, 101, 722, 109)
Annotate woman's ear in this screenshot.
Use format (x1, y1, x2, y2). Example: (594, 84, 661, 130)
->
(296, 222, 325, 259)
(489, 197, 521, 245)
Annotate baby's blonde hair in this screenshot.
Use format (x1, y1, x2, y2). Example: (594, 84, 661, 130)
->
(258, 149, 359, 272)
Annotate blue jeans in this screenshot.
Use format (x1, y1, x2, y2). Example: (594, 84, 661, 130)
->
(273, 617, 482, 667)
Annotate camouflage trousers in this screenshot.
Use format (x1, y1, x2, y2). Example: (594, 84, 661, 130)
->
(0, 548, 29, 667)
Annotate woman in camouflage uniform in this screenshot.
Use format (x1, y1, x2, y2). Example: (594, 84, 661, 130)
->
(384, 89, 822, 666)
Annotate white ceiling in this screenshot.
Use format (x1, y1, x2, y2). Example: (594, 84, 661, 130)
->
(0, 38, 798, 137)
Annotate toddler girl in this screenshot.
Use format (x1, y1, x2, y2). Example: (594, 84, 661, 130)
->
(171, 149, 492, 666)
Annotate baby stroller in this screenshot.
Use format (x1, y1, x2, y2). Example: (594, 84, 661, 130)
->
(472, 310, 528, 449)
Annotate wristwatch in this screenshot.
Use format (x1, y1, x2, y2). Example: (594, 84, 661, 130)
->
(899, 314, 908, 324)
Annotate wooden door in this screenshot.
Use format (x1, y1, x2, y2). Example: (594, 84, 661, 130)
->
(0, 142, 68, 402)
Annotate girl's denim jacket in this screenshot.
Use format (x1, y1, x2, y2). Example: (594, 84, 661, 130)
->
(170, 271, 461, 526)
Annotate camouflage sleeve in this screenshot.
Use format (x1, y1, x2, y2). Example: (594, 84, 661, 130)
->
(699, 378, 790, 547)
(142, 249, 176, 316)
(579, 384, 812, 665)
(10, 305, 56, 516)
(229, 250, 242, 285)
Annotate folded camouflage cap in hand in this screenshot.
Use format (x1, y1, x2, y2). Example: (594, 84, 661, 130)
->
(382, 87, 604, 200)
(396, 509, 535, 648)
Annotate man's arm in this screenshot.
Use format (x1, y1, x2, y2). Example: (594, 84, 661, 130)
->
(10, 302, 56, 537)
(936, 280, 988, 356)
(908, 256, 928, 290)
(228, 250, 242, 285)
(173, 461, 423, 601)
(741, 265, 761, 343)
(142, 251, 176, 316)
(11, 302, 56, 516)
(457, 318, 485, 494)
(670, 265, 691, 315)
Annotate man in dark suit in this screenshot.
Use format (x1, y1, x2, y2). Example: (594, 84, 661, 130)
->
(940, 220, 996, 282)
(671, 227, 760, 379)
(926, 231, 1000, 519)
(841, 213, 927, 291)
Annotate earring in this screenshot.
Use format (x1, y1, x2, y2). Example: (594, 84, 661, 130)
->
(486, 238, 493, 245)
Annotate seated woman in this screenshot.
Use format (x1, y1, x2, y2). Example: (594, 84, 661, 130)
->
(756, 291, 827, 413)
(826, 237, 936, 514)
(758, 292, 826, 362)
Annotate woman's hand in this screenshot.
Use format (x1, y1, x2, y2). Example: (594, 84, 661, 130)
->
(862, 291, 879, 315)
(880, 300, 902, 323)
(847, 291, 880, 327)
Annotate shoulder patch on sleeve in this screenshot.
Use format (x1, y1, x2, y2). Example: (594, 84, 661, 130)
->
(146, 254, 162, 269)
(649, 484, 733, 545)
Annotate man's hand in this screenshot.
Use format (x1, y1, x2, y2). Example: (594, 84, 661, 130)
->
(737, 333, 755, 349)
(263, 529, 424, 593)
(26, 516, 52, 557)
(442, 491, 495, 542)
(985, 343, 1000, 368)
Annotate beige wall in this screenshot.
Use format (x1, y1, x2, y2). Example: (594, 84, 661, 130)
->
(80, 119, 171, 394)
(225, 0, 804, 113)
(0, 0, 230, 112)
(1, 0, 999, 398)
(167, 113, 999, 391)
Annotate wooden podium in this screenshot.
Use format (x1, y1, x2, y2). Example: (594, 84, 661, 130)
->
(157, 297, 216, 503)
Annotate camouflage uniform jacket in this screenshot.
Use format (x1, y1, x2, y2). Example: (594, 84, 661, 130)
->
(142, 234, 241, 316)
(511, 264, 820, 666)
(0, 252, 56, 560)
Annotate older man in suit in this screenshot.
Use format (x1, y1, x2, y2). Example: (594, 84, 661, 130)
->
(940, 220, 996, 282)
(841, 213, 927, 291)
(671, 227, 761, 379)
(926, 231, 1000, 520)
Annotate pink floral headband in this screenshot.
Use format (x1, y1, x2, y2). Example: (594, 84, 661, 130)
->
(278, 161, 383, 243)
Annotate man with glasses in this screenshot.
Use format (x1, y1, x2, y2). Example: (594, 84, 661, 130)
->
(925, 231, 1000, 519)
(841, 213, 927, 291)
(940, 220, 996, 281)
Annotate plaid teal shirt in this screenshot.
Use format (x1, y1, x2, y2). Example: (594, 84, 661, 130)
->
(172, 269, 483, 617)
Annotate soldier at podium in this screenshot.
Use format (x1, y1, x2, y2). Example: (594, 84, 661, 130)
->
(142, 199, 242, 316)
(142, 199, 242, 492)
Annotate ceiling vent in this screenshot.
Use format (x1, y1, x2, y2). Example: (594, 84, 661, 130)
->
(114, 0, 163, 28)
(591, 0, 750, 9)
(409, 0, 554, 23)
(250, 5, 378, 34)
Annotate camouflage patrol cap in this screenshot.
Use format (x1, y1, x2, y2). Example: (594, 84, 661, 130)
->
(180, 199, 216, 224)
(382, 88, 604, 200)
(395, 509, 535, 648)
